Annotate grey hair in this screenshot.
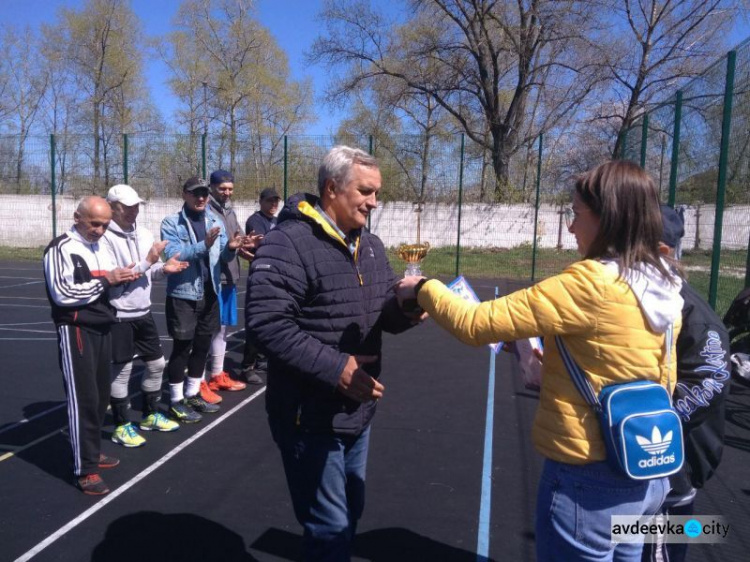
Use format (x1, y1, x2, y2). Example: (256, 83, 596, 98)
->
(317, 145, 378, 195)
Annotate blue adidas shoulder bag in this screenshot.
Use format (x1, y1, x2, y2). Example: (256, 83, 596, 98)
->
(555, 327, 684, 480)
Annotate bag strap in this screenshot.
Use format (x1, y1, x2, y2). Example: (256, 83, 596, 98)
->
(555, 323, 674, 413)
(554, 336, 602, 412)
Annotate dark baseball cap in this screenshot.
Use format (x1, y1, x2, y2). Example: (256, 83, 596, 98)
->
(660, 205, 685, 248)
(260, 187, 281, 201)
(183, 177, 209, 192)
(210, 170, 234, 185)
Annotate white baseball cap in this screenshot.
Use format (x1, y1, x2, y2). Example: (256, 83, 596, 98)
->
(106, 184, 145, 206)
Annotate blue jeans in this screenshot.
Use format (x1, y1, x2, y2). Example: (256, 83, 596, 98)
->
(536, 459, 669, 562)
(270, 421, 370, 562)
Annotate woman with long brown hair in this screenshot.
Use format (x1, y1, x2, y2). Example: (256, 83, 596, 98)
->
(396, 161, 684, 561)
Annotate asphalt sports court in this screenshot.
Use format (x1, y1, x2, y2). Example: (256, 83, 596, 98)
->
(0, 259, 748, 562)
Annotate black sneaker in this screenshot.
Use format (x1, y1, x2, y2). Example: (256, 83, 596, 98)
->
(185, 394, 220, 414)
(77, 473, 110, 495)
(243, 370, 264, 385)
(170, 401, 202, 423)
(98, 453, 120, 469)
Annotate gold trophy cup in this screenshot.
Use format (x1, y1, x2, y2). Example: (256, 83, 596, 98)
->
(397, 201, 430, 277)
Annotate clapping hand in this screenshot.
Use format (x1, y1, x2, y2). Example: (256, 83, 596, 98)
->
(106, 263, 140, 285)
(146, 240, 168, 265)
(205, 226, 221, 248)
(237, 232, 263, 261)
(163, 252, 189, 274)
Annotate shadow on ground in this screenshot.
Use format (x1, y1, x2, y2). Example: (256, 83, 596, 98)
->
(92, 511, 258, 562)
(251, 527, 495, 561)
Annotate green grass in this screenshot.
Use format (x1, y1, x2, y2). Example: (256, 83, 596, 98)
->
(1, 244, 744, 316)
(0, 246, 45, 261)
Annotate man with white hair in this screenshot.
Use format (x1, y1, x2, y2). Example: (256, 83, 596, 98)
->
(101, 184, 187, 448)
(246, 146, 421, 560)
(43, 196, 139, 495)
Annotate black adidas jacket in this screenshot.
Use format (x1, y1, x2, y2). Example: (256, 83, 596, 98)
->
(43, 227, 116, 332)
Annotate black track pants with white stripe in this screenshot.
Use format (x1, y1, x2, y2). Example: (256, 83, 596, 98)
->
(56, 325, 111, 477)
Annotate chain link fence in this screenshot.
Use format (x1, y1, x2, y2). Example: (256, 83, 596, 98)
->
(1, 50, 749, 315)
(622, 37, 750, 315)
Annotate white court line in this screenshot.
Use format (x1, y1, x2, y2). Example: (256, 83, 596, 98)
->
(0, 321, 51, 326)
(0, 297, 47, 301)
(0, 304, 49, 309)
(0, 338, 57, 341)
(0, 335, 247, 435)
(13, 386, 267, 562)
(0, 403, 66, 437)
(0, 276, 43, 280)
(0, 328, 56, 334)
(0, 282, 44, 289)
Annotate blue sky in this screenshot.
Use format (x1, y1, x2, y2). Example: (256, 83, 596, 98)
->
(3, 0, 750, 135)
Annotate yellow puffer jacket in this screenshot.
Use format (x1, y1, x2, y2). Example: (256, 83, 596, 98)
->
(417, 260, 683, 465)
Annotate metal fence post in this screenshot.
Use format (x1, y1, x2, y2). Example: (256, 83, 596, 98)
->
(531, 134, 543, 282)
(640, 113, 649, 168)
(123, 134, 128, 184)
(668, 91, 682, 207)
(709, 50, 736, 309)
(283, 135, 288, 201)
(367, 135, 373, 231)
(455, 133, 465, 277)
(201, 133, 207, 179)
(50, 134, 57, 239)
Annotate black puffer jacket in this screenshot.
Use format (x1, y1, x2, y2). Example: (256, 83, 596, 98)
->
(246, 193, 413, 435)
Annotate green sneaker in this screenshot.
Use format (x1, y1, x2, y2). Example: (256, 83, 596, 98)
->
(185, 394, 220, 414)
(111, 422, 146, 448)
(170, 401, 202, 424)
(140, 412, 179, 432)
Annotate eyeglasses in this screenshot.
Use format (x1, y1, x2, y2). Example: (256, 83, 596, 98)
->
(188, 189, 209, 198)
(564, 207, 575, 229)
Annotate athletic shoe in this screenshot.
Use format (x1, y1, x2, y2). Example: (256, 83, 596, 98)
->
(98, 453, 120, 469)
(78, 473, 109, 495)
(170, 401, 202, 424)
(242, 370, 264, 385)
(111, 423, 146, 448)
(208, 371, 247, 392)
(185, 394, 220, 413)
(139, 412, 179, 432)
(200, 380, 223, 404)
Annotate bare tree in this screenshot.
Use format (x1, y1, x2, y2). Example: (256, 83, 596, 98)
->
(311, 0, 602, 200)
(599, 0, 739, 157)
(1, 26, 48, 189)
(45, 0, 148, 191)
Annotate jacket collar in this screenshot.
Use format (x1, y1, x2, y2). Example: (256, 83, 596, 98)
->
(296, 198, 360, 258)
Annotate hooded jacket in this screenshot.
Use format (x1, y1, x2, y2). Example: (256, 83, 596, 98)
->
(43, 226, 117, 331)
(100, 221, 166, 320)
(246, 193, 413, 435)
(208, 195, 242, 285)
(417, 259, 684, 465)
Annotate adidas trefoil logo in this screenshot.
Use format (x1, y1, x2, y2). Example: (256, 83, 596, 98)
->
(636, 426, 673, 455)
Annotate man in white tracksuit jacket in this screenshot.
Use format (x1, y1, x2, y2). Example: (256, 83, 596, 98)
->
(101, 185, 187, 447)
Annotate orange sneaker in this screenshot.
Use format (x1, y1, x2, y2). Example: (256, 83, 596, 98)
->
(208, 371, 247, 392)
(199, 380, 223, 404)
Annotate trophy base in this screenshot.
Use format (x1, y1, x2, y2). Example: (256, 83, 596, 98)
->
(404, 262, 423, 277)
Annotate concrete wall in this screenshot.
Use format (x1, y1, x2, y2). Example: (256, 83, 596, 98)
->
(3, 194, 748, 252)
